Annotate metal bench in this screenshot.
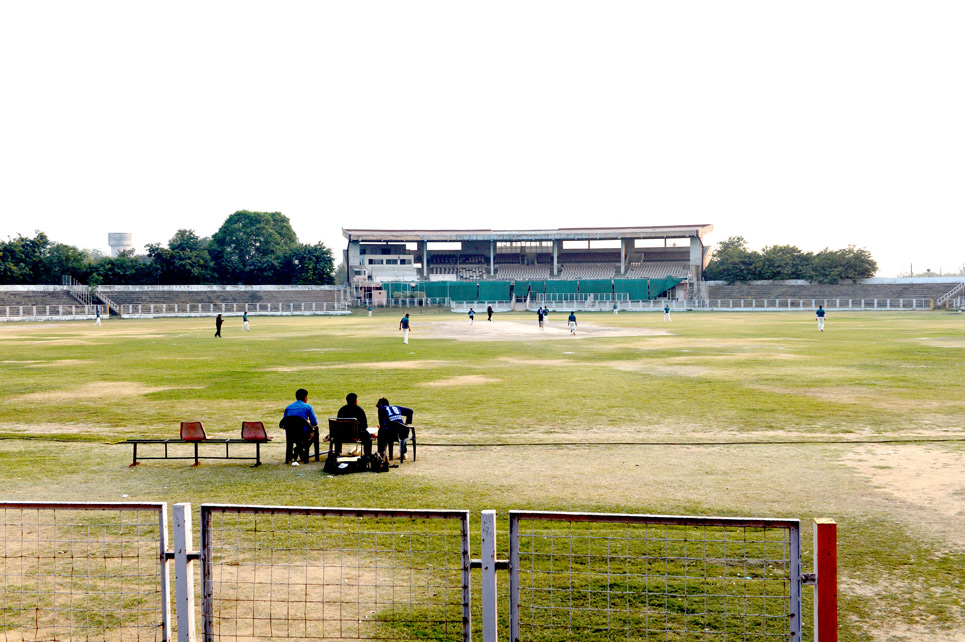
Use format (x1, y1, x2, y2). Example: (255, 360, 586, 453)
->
(126, 421, 273, 467)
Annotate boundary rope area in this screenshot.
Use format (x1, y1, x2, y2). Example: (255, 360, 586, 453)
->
(419, 437, 965, 447)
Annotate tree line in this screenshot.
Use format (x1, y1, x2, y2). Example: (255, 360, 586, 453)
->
(703, 237, 878, 284)
(0, 211, 335, 286)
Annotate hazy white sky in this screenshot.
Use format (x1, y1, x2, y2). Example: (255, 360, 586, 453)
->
(1, 1, 963, 277)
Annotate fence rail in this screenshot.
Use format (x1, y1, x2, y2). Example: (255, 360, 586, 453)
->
(0, 501, 171, 641)
(0, 502, 835, 642)
(508, 511, 802, 642)
(199, 504, 471, 642)
(696, 298, 941, 311)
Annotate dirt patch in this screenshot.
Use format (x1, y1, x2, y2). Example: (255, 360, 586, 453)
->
(421, 320, 666, 341)
(420, 375, 502, 387)
(607, 363, 709, 376)
(751, 385, 959, 411)
(0, 422, 102, 436)
(268, 360, 450, 372)
(497, 357, 578, 367)
(913, 338, 965, 349)
(840, 445, 965, 548)
(13, 382, 203, 403)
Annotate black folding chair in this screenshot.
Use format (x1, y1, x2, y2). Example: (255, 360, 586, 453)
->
(327, 418, 361, 457)
(279, 415, 317, 463)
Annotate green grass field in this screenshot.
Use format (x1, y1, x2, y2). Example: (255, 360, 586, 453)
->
(1, 310, 963, 641)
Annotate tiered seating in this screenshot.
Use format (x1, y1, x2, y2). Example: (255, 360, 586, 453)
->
(624, 262, 690, 279)
(704, 282, 958, 302)
(496, 264, 550, 280)
(0, 290, 81, 307)
(559, 251, 621, 263)
(98, 288, 341, 314)
(559, 263, 617, 280)
(457, 265, 486, 280)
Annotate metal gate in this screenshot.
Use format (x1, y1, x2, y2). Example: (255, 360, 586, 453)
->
(198, 504, 471, 641)
(0, 501, 171, 641)
(508, 511, 802, 641)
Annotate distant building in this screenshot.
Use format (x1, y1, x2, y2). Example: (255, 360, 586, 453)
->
(108, 233, 133, 257)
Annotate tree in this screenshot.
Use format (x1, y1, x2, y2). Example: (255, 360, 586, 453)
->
(811, 246, 877, 284)
(147, 229, 215, 284)
(37, 242, 91, 284)
(88, 250, 153, 286)
(208, 211, 298, 284)
(703, 236, 756, 284)
(836, 245, 877, 281)
(333, 261, 347, 285)
(280, 242, 335, 285)
(754, 245, 813, 281)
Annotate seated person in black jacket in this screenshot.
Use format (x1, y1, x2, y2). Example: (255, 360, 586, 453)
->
(336, 392, 372, 456)
(376, 397, 413, 461)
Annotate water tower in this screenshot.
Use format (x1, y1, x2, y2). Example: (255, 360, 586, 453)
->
(108, 233, 134, 257)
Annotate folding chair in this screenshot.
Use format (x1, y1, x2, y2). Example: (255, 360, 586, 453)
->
(327, 418, 361, 457)
(279, 415, 316, 464)
(388, 421, 416, 462)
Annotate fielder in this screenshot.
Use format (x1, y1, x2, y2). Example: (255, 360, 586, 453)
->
(816, 305, 826, 332)
(400, 313, 411, 344)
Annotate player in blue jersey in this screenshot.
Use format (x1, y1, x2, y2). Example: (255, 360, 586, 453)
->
(376, 397, 414, 461)
(242, 311, 250, 332)
(537, 306, 544, 329)
(816, 305, 826, 331)
(663, 304, 672, 322)
(400, 313, 410, 344)
(468, 308, 475, 325)
(568, 311, 577, 335)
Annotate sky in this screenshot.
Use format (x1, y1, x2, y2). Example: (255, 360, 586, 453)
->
(1, 1, 963, 278)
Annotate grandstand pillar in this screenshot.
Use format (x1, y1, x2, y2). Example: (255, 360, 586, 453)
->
(690, 237, 703, 281)
(490, 240, 494, 276)
(553, 240, 559, 276)
(422, 242, 428, 278)
(620, 238, 627, 275)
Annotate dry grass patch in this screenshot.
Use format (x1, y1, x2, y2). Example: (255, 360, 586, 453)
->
(421, 320, 664, 341)
(13, 382, 203, 403)
(840, 445, 965, 549)
(268, 360, 450, 372)
(420, 375, 501, 388)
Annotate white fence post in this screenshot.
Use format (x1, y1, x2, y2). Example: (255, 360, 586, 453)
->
(173, 503, 197, 642)
(481, 509, 498, 642)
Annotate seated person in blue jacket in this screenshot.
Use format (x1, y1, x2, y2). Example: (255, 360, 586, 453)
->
(281, 388, 318, 464)
(376, 397, 413, 461)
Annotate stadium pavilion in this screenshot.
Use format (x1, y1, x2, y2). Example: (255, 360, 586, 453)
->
(343, 225, 713, 309)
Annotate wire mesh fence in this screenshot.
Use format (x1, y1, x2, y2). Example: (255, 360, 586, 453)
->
(0, 501, 170, 642)
(509, 512, 801, 642)
(199, 504, 471, 641)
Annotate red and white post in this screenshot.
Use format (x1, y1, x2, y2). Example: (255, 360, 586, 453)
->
(813, 518, 838, 642)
